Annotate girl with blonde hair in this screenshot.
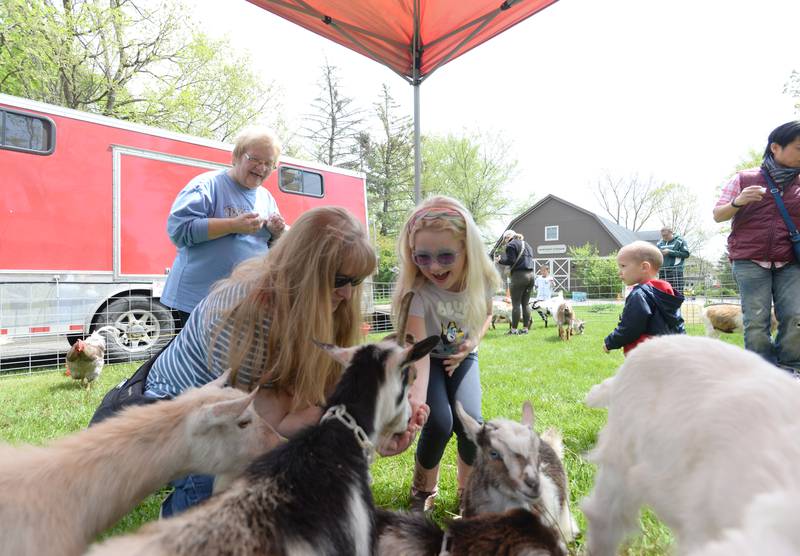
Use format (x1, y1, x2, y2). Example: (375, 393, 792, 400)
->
(143, 206, 377, 515)
(393, 195, 502, 512)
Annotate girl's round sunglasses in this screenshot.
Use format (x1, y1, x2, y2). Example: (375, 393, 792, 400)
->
(412, 250, 460, 267)
(334, 274, 365, 289)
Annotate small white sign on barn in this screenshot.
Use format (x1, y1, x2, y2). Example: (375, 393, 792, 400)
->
(537, 244, 567, 254)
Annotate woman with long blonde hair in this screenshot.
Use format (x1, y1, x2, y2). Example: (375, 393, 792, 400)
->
(393, 195, 502, 512)
(143, 206, 377, 516)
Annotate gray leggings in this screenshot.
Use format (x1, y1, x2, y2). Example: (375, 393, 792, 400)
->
(416, 353, 482, 469)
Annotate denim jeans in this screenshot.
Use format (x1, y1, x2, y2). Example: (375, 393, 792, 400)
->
(160, 474, 215, 518)
(732, 260, 800, 370)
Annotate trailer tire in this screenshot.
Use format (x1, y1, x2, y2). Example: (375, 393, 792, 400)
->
(97, 296, 176, 363)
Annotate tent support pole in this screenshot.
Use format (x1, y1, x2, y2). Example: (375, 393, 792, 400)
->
(414, 82, 421, 204)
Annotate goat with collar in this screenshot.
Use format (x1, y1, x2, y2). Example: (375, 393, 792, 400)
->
(88, 332, 439, 556)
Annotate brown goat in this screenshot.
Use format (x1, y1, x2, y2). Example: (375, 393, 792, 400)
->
(556, 301, 575, 341)
(702, 304, 778, 338)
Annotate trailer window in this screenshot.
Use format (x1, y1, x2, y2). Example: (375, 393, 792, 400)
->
(279, 166, 323, 197)
(0, 109, 55, 155)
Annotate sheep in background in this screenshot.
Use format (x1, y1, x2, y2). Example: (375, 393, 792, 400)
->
(491, 297, 513, 330)
(376, 507, 566, 556)
(0, 371, 280, 556)
(582, 335, 800, 556)
(701, 303, 778, 338)
(456, 401, 577, 547)
(88, 328, 440, 555)
(687, 490, 800, 556)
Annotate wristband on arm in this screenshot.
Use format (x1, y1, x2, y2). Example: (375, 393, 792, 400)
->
(730, 198, 744, 208)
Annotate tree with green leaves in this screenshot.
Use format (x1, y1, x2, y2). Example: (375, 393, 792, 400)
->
(365, 84, 415, 236)
(0, 0, 279, 141)
(568, 243, 621, 299)
(301, 60, 363, 168)
(421, 131, 516, 227)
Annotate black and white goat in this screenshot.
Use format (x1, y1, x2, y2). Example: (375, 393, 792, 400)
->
(376, 506, 567, 556)
(456, 401, 577, 547)
(88, 294, 439, 556)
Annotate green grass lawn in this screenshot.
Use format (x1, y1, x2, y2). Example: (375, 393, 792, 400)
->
(0, 306, 744, 553)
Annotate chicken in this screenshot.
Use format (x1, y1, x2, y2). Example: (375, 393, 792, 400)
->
(65, 327, 117, 388)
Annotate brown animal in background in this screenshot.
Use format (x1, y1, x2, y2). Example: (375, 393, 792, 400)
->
(556, 301, 575, 341)
(702, 304, 778, 338)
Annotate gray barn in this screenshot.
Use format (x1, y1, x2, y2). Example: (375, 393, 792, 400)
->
(495, 194, 660, 256)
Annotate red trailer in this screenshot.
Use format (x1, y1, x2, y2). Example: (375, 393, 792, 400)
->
(0, 93, 368, 364)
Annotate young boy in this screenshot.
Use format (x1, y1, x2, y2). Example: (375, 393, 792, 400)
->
(604, 240, 685, 355)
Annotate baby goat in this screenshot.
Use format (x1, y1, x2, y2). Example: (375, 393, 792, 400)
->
(376, 507, 566, 556)
(0, 372, 278, 556)
(701, 303, 778, 338)
(456, 401, 577, 547)
(555, 301, 575, 341)
(582, 335, 800, 556)
(89, 332, 440, 555)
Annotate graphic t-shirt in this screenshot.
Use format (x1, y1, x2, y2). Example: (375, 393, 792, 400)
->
(409, 281, 479, 359)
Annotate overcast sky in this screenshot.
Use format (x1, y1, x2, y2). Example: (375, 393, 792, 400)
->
(193, 0, 799, 259)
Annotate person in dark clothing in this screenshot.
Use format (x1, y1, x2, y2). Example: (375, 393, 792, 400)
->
(604, 240, 685, 355)
(496, 230, 535, 334)
(656, 226, 691, 295)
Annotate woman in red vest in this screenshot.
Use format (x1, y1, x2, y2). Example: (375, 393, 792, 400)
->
(713, 121, 800, 373)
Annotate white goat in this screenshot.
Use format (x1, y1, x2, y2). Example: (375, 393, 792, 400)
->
(582, 335, 800, 556)
(701, 303, 778, 338)
(376, 507, 567, 556)
(88, 297, 440, 556)
(456, 401, 577, 547)
(0, 372, 280, 556)
(687, 490, 800, 556)
(491, 297, 513, 329)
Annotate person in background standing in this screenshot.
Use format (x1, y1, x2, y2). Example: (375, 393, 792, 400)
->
(161, 126, 286, 328)
(656, 226, 690, 295)
(534, 264, 555, 302)
(495, 230, 535, 334)
(713, 120, 800, 373)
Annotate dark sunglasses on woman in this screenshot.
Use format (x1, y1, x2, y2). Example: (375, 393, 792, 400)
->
(334, 274, 365, 288)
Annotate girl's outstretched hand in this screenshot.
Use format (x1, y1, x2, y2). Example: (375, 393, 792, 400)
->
(443, 339, 474, 375)
(377, 402, 429, 457)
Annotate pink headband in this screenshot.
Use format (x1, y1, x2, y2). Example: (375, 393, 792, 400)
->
(408, 206, 465, 238)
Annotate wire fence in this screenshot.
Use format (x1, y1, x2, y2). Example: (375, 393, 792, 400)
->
(0, 257, 741, 377)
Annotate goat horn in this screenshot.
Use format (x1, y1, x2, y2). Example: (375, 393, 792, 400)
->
(395, 292, 414, 346)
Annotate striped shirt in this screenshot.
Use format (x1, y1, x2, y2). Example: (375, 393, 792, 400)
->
(716, 172, 787, 269)
(145, 283, 271, 399)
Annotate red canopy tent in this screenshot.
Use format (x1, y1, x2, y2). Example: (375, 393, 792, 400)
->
(246, 0, 559, 201)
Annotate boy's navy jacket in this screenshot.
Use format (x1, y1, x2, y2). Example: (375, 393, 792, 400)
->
(605, 280, 685, 353)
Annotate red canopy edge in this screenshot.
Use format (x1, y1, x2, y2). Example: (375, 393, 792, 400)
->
(246, 0, 558, 84)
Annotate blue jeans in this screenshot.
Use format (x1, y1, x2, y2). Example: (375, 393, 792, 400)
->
(732, 260, 800, 370)
(160, 474, 215, 518)
(416, 353, 482, 469)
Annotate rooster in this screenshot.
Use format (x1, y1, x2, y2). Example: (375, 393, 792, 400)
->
(65, 326, 119, 389)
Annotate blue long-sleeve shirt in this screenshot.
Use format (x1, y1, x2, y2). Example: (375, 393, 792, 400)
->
(161, 170, 280, 312)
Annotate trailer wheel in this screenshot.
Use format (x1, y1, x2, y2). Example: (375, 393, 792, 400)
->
(97, 296, 176, 363)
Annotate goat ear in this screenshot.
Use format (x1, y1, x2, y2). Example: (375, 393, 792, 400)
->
(521, 400, 535, 429)
(455, 401, 481, 441)
(402, 335, 439, 366)
(313, 339, 358, 366)
(208, 388, 259, 422)
(208, 368, 233, 389)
